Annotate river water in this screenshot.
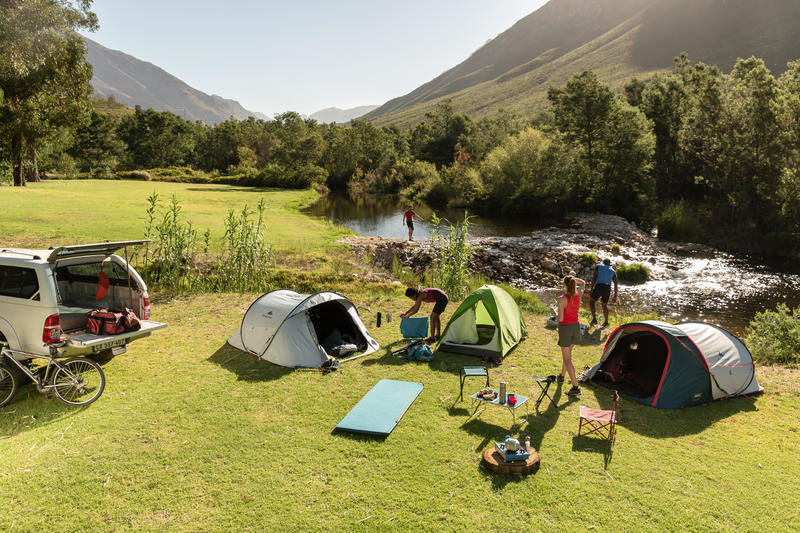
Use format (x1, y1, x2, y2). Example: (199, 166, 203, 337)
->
(306, 192, 800, 334)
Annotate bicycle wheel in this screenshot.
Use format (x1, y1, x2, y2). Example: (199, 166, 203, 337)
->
(0, 362, 18, 408)
(51, 357, 106, 406)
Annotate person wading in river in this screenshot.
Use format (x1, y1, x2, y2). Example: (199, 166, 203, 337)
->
(589, 258, 618, 328)
(401, 287, 448, 342)
(549, 275, 586, 397)
(402, 205, 424, 241)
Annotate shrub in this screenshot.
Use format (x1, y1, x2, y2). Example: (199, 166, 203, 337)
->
(142, 193, 201, 290)
(657, 202, 705, 242)
(399, 160, 439, 199)
(577, 252, 598, 267)
(116, 170, 152, 181)
(392, 256, 421, 287)
(91, 166, 115, 180)
(498, 283, 549, 315)
(610, 243, 621, 254)
(616, 262, 650, 284)
(746, 304, 800, 367)
(215, 199, 274, 293)
(428, 212, 473, 299)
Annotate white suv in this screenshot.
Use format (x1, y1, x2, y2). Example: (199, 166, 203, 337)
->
(0, 241, 166, 361)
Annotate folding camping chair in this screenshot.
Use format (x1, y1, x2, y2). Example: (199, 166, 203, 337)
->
(578, 390, 619, 442)
(458, 366, 489, 402)
(532, 375, 556, 411)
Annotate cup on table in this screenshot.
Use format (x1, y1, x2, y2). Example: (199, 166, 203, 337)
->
(508, 394, 516, 406)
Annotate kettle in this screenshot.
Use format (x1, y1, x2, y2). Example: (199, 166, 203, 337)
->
(504, 437, 520, 451)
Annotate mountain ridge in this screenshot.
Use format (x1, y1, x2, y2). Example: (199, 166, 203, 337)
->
(367, 0, 800, 126)
(85, 37, 269, 124)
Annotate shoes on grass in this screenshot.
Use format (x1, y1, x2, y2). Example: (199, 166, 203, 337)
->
(589, 319, 598, 326)
(602, 322, 609, 328)
(557, 374, 565, 383)
(566, 386, 581, 396)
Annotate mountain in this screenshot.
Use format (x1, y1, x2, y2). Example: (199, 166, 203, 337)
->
(84, 37, 269, 124)
(367, 0, 800, 126)
(309, 105, 379, 124)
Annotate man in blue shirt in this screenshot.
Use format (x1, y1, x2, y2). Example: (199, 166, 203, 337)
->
(590, 259, 618, 327)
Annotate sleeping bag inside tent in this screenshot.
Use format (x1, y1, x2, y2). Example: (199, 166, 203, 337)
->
(438, 285, 526, 361)
(582, 320, 762, 408)
(227, 290, 379, 368)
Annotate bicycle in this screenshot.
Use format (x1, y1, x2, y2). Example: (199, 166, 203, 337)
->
(0, 343, 106, 408)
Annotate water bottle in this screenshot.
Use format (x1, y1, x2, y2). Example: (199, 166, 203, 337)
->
(525, 436, 531, 452)
(377, 312, 381, 328)
(499, 382, 507, 404)
(386, 312, 392, 323)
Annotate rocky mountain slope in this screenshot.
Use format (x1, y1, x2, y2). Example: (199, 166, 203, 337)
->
(85, 37, 268, 124)
(367, 0, 800, 126)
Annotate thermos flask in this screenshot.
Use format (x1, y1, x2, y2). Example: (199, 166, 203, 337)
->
(499, 382, 507, 404)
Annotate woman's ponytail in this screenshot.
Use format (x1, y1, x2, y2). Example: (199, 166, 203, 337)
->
(564, 275, 577, 298)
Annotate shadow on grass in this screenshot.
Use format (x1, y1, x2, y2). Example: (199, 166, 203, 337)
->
(582, 384, 760, 438)
(579, 327, 610, 346)
(572, 436, 614, 469)
(206, 344, 293, 382)
(0, 385, 89, 439)
(330, 429, 387, 442)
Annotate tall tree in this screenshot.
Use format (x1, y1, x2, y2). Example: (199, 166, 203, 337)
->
(0, 0, 97, 186)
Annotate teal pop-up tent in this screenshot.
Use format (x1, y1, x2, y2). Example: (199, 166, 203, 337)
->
(438, 285, 526, 362)
(582, 320, 762, 408)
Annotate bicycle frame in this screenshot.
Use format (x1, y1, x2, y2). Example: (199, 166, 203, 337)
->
(1, 345, 76, 393)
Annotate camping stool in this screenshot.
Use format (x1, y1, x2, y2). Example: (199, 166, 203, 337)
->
(578, 390, 620, 442)
(532, 375, 556, 411)
(459, 366, 489, 402)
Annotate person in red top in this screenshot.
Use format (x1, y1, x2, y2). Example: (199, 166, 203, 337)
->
(549, 275, 586, 396)
(401, 286, 448, 342)
(402, 205, 424, 241)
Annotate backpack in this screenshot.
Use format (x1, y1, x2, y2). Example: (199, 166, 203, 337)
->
(402, 340, 434, 362)
(87, 308, 141, 336)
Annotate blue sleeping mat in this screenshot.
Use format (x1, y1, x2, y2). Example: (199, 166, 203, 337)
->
(335, 379, 424, 436)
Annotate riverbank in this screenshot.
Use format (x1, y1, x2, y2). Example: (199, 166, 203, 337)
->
(339, 213, 800, 332)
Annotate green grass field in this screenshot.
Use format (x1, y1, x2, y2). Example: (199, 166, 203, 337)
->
(1, 181, 798, 532)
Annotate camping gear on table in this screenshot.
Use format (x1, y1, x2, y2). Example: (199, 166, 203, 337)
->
(494, 440, 530, 462)
(437, 285, 526, 363)
(227, 290, 379, 368)
(335, 379, 423, 436)
(582, 320, 762, 408)
(87, 308, 141, 335)
(400, 316, 428, 339)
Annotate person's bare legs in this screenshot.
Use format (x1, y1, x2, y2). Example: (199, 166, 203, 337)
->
(430, 312, 441, 338)
(408, 225, 413, 241)
(589, 297, 598, 324)
(560, 345, 578, 387)
(601, 301, 609, 325)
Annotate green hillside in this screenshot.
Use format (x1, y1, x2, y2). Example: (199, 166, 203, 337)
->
(368, 0, 800, 127)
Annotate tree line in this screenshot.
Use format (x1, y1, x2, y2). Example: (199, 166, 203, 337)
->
(1, 2, 799, 259)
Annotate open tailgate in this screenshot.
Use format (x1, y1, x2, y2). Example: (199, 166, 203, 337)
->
(64, 320, 167, 351)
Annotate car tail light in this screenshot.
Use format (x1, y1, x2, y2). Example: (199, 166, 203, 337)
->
(143, 295, 151, 320)
(43, 314, 62, 344)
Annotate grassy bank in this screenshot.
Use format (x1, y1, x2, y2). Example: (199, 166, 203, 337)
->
(0, 181, 798, 531)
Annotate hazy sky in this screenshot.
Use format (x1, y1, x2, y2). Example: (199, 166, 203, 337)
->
(81, 1, 548, 116)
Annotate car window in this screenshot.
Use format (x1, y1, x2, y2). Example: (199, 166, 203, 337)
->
(56, 261, 140, 288)
(0, 265, 40, 300)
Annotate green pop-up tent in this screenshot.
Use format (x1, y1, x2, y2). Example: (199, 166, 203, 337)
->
(437, 285, 526, 362)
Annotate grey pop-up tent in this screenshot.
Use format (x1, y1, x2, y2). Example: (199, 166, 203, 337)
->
(228, 290, 379, 368)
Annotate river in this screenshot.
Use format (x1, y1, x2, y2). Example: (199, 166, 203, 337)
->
(306, 192, 800, 334)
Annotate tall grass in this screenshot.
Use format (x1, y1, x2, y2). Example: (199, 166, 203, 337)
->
(215, 199, 274, 292)
(143, 193, 200, 290)
(428, 212, 473, 299)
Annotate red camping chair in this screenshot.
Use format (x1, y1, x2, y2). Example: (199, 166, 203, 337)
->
(578, 390, 619, 442)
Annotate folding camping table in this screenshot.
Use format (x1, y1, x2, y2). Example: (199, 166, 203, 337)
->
(468, 392, 529, 430)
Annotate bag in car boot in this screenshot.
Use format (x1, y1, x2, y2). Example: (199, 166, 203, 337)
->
(87, 308, 141, 335)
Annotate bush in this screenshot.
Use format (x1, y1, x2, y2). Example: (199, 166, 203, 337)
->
(657, 202, 705, 242)
(616, 262, 650, 284)
(577, 252, 598, 267)
(116, 170, 152, 181)
(428, 212, 473, 299)
(746, 304, 800, 367)
(610, 243, 621, 254)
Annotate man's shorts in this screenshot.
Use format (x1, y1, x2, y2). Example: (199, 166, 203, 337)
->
(406, 220, 414, 230)
(557, 323, 582, 347)
(432, 296, 448, 315)
(591, 283, 612, 303)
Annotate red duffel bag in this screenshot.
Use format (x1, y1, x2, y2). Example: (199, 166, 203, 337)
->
(87, 308, 141, 335)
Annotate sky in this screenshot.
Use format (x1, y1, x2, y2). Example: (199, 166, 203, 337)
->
(80, 0, 548, 116)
